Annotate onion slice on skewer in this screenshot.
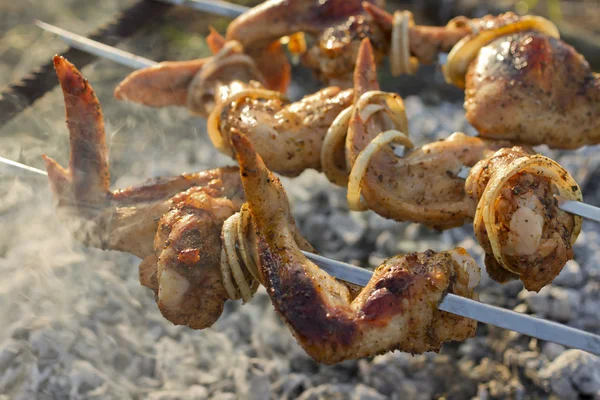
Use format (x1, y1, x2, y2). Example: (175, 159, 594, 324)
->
(390, 10, 418, 76)
(471, 152, 582, 291)
(347, 129, 413, 211)
(443, 15, 560, 88)
(207, 88, 286, 155)
(321, 105, 354, 186)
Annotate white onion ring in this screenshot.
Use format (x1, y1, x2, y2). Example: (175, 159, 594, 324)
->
(478, 155, 582, 272)
(390, 11, 417, 76)
(220, 247, 241, 301)
(221, 213, 245, 300)
(207, 88, 286, 156)
(355, 91, 408, 134)
(347, 130, 413, 211)
(443, 15, 560, 88)
(321, 106, 353, 186)
(238, 204, 261, 283)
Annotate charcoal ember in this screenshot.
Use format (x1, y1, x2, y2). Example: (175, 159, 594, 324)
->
(458, 337, 494, 362)
(147, 385, 208, 400)
(329, 212, 367, 247)
(272, 373, 311, 400)
(208, 392, 237, 400)
(366, 213, 401, 239)
(539, 350, 600, 399)
(520, 287, 582, 322)
(0, 339, 22, 372)
(67, 360, 106, 396)
(289, 348, 319, 374)
(579, 281, 600, 331)
(542, 342, 566, 362)
(552, 260, 585, 288)
(297, 383, 386, 400)
(155, 337, 206, 385)
(310, 360, 359, 387)
(232, 357, 271, 400)
(302, 213, 344, 254)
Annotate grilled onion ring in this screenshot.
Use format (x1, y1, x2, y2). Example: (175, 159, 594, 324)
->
(443, 15, 560, 88)
(207, 88, 286, 155)
(321, 106, 354, 186)
(390, 10, 418, 76)
(347, 130, 413, 211)
(476, 155, 582, 275)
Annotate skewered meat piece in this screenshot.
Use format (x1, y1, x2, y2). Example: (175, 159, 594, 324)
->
(466, 147, 582, 291)
(344, 39, 512, 229)
(369, 5, 600, 148)
(459, 32, 600, 148)
(226, 0, 386, 90)
(115, 34, 583, 291)
(226, 0, 471, 87)
(44, 56, 246, 328)
(230, 1, 600, 148)
(44, 56, 481, 361)
(343, 40, 583, 290)
(231, 130, 480, 364)
(115, 31, 354, 177)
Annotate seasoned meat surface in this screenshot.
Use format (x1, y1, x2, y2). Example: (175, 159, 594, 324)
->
(467, 147, 582, 291)
(346, 39, 511, 229)
(465, 32, 600, 148)
(231, 131, 480, 364)
(223, 86, 354, 176)
(44, 56, 245, 329)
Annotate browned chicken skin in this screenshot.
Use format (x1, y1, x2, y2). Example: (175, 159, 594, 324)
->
(226, 0, 471, 87)
(45, 57, 483, 362)
(464, 32, 600, 148)
(346, 39, 513, 229)
(45, 56, 245, 329)
(115, 32, 354, 177)
(341, 41, 583, 289)
(229, 1, 599, 147)
(466, 147, 582, 291)
(231, 131, 480, 364)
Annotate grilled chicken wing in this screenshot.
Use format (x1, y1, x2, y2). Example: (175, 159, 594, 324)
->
(45, 57, 481, 352)
(226, 0, 470, 86)
(45, 56, 245, 329)
(230, 130, 480, 364)
(229, 1, 599, 148)
(345, 39, 511, 229)
(115, 31, 354, 177)
(232, 133, 479, 364)
(463, 32, 600, 148)
(466, 147, 582, 291)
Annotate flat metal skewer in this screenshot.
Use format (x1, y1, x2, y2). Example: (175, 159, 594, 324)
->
(35, 21, 156, 70)
(456, 165, 600, 223)
(302, 252, 600, 357)
(156, 0, 248, 18)
(1, 157, 599, 355)
(0, 156, 49, 178)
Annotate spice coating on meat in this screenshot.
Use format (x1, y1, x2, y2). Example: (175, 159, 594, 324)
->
(467, 147, 582, 291)
(44, 56, 246, 328)
(345, 40, 511, 229)
(222, 86, 354, 176)
(231, 131, 479, 364)
(465, 32, 600, 148)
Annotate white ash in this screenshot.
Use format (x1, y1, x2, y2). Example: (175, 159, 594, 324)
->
(2, 7, 600, 398)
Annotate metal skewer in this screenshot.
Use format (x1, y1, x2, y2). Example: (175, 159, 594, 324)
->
(1, 157, 600, 356)
(155, 0, 248, 18)
(33, 21, 600, 224)
(35, 21, 156, 70)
